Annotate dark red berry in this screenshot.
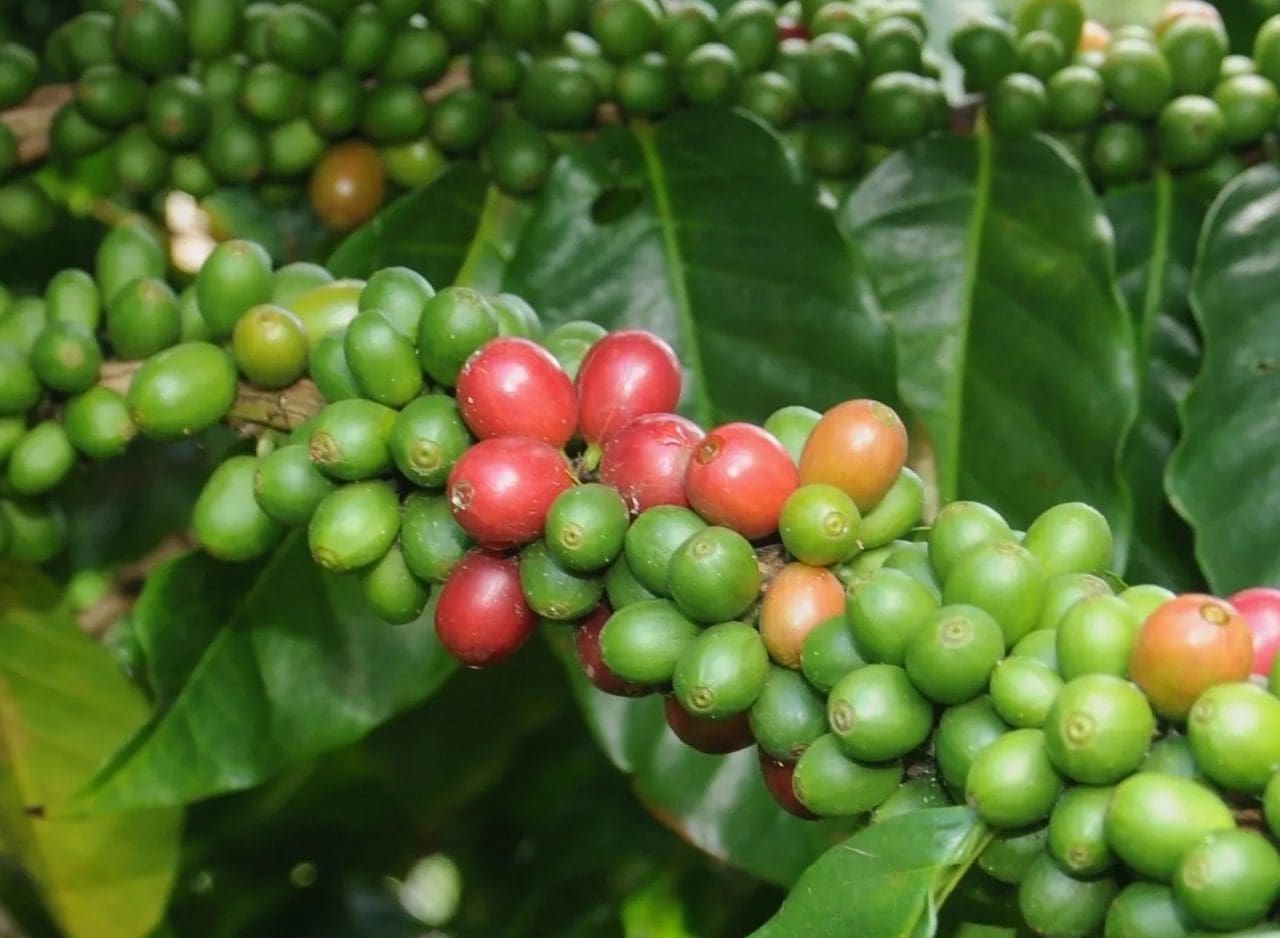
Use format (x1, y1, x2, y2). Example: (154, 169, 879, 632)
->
(576, 330, 682, 445)
(684, 422, 799, 538)
(435, 551, 537, 667)
(456, 337, 577, 447)
(599, 413, 704, 515)
(1231, 587, 1280, 678)
(758, 749, 818, 819)
(574, 604, 654, 697)
(447, 436, 576, 549)
(777, 17, 810, 41)
(663, 695, 755, 754)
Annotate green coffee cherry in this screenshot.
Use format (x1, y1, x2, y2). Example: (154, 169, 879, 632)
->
(828, 663, 932, 762)
(1010, 628, 1058, 670)
(1159, 15, 1227, 96)
(846, 566, 938, 665)
(187, 0, 243, 60)
(489, 293, 542, 339)
(545, 483, 629, 573)
(0, 297, 47, 355)
(361, 544, 430, 624)
(979, 825, 1048, 884)
(591, 0, 662, 60)
(904, 604, 1004, 705)
(7, 422, 75, 496)
(0, 417, 26, 463)
(114, 0, 188, 76)
(359, 266, 434, 336)
(667, 526, 761, 623)
(418, 287, 499, 386)
(253, 443, 337, 525)
(62, 388, 134, 459)
(308, 480, 401, 573)
(857, 467, 923, 549)
(864, 15, 924, 77)
(965, 727, 1062, 829)
(193, 455, 285, 562)
(1017, 853, 1116, 938)
(113, 125, 171, 196)
(0, 344, 42, 416)
(604, 555, 659, 609)
(615, 53, 679, 116)
(1141, 731, 1203, 781)
(95, 222, 166, 303)
(1101, 38, 1173, 119)
(718, 0, 777, 73)
(1105, 773, 1235, 881)
(673, 621, 769, 719)
(241, 62, 308, 124)
(1023, 501, 1113, 578)
(928, 500, 1011, 581)
(518, 56, 600, 130)
(741, 71, 800, 127)
(197, 239, 274, 339)
(1043, 675, 1154, 786)
(793, 733, 902, 817)
(800, 614, 867, 693)
(106, 276, 181, 360)
(934, 695, 1008, 791)
(1157, 94, 1226, 170)
(146, 75, 211, 149)
(989, 655, 1063, 729)
(50, 103, 114, 157)
(1048, 785, 1116, 877)
(1186, 681, 1280, 794)
(389, 395, 471, 489)
(1055, 595, 1138, 679)
(988, 72, 1048, 137)
(272, 262, 335, 308)
(126, 341, 238, 440)
(308, 398, 397, 481)
(519, 540, 604, 621)
(680, 42, 742, 106)
(664, 2, 717, 65)
(308, 333, 362, 402)
(471, 41, 527, 98)
(308, 68, 364, 138)
(362, 82, 429, 143)
(0, 498, 65, 564)
(779, 483, 860, 566)
(344, 309, 423, 407)
(29, 321, 101, 394)
(267, 3, 340, 72)
(951, 14, 1017, 92)
(232, 304, 309, 389)
(0, 180, 54, 239)
(0, 43, 39, 109)
(598, 598, 699, 684)
(750, 665, 828, 761)
(1037, 571, 1111, 631)
(399, 494, 472, 583)
(623, 505, 708, 595)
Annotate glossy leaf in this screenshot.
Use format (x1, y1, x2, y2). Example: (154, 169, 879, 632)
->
(1105, 174, 1206, 591)
(503, 109, 898, 426)
(749, 807, 989, 938)
(76, 534, 456, 813)
(327, 163, 526, 291)
(1169, 164, 1280, 593)
(0, 564, 181, 938)
(546, 629, 852, 887)
(841, 133, 1137, 548)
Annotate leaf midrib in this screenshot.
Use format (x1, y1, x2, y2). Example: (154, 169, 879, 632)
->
(633, 120, 714, 426)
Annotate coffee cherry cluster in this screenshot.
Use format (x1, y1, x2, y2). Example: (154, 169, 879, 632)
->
(956, 0, 1280, 185)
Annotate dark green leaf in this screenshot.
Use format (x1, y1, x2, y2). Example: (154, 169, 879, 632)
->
(749, 807, 989, 938)
(1168, 164, 1280, 593)
(1105, 173, 1207, 591)
(0, 564, 181, 938)
(546, 629, 852, 887)
(75, 534, 456, 813)
(503, 109, 898, 425)
(841, 133, 1138, 547)
(328, 163, 526, 291)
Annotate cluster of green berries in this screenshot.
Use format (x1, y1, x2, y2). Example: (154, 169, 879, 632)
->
(956, 0, 1280, 185)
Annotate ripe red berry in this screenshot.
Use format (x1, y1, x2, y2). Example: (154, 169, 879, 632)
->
(456, 337, 577, 447)
(1129, 593, 1254, 719)
(776, 17, 810, 41)
(663, 695, 755, 754)
(1230, 587, 1280, 678)
(576, 330, 682, 445)
(799, 399, 909, 511)
(574, 605, 654, 697)
(684, 422, 799, 538)
(447, 436, 576, 549)
(599, 413, 704, 515)
(435, 551, 537, 667)
(758, 749, 817, 819)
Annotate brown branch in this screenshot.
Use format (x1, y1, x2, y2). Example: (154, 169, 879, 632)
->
(75, 533, 193, 637)
(1, 83, 72, 164)
(98, 360, 328, 432)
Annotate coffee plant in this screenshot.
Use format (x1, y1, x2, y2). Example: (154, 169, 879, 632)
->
(2, 0, 1280, 935)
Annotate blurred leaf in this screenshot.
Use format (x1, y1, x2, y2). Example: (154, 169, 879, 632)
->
(1105, 174, 1207, 591)
(0, 563, 181, 938)
(841, 133, 1137, 549)
(503, 109, 898, 426)
(749, 807, 989, 938)
(1169, 164, 1280, 593)
(328, 163, 527, 292)
(546, 629, 852, 888)
(75, 534, 456, 813)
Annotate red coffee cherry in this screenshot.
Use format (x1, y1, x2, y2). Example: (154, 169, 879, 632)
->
(576, 330, 682, 445)
(663, 695, 755, 754)
(456, 337, 577, 447)
(447, 436, 576, 549)
(758, 749, 818, 819)
(435, 551, 537, 667)
(684, 422, 799, 538)
(599, 412, 704, 515)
